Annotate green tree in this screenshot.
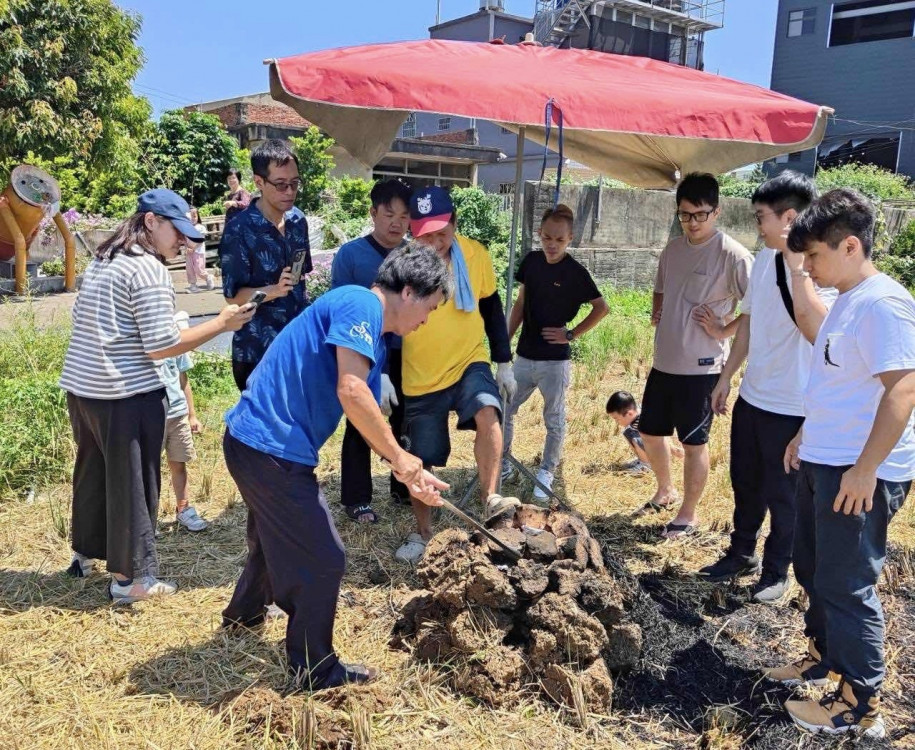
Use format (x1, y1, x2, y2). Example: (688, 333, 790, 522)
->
(334, 176, 373, 219)
(289, 126, 335, 213)
(0, 0, 144, 168)
(140, 110, 239, 206)
(815, 163, 915, 203)
(450, 186, 510, 247)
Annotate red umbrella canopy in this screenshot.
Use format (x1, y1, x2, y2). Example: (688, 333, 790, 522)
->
(268, 39, 830, 188)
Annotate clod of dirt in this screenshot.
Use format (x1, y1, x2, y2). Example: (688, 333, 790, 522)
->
(508, 558, 550, 599)
(604, 622, 643, 672)
(541, 657, 614, 714)
(448, 607, 513, 654)
(525, 529, 559, 561)
(527, 592, 608, 664)
(578, 574, 626, 628)
(393, 505, 641, 713)
(466, 561, 518, 610)
(453, 645, 527, 706)
(559, 534, 591, 568)
(514, 504, 550, 530)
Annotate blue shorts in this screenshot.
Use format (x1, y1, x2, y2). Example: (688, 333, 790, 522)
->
(403, 362, 502, 467)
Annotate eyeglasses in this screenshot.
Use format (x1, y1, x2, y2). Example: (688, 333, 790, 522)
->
(676, 210, 714, 224)
(263, 178, 302, 193)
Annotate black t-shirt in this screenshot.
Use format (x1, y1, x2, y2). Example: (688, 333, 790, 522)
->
(516, 251, 601, 361)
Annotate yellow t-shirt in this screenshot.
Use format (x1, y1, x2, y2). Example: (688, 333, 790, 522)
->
(402, 234, 497, 396)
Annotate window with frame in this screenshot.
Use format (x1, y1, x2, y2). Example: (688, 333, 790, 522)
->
(787, 8, 817, 36)
(829, 0, 915, 47)
(401, 113, 416, 138)
(438, 116, 452, 131)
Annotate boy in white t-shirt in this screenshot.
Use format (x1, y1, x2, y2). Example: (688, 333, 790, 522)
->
(765, 189, 915, 739)
(696, 172, 835, 603)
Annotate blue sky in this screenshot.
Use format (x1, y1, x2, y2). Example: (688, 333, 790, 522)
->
(118, 0, 779, 115)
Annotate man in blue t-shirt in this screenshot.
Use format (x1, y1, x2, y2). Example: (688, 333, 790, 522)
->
(221, 244, 451, 692)
(331, 179, 412, 522)
(220, 140, 312, 391)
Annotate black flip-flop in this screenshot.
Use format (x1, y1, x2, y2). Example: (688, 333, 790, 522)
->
(632, 498, 680, 518)
(345, 504, 379, 524)
(661, 521, 698, 540)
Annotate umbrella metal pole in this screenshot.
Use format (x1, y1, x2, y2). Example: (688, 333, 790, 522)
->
(455, 127, 563, 510)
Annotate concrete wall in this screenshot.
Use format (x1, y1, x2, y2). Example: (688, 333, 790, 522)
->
(522, 182, 759, 288)
(769, 0, 915, 180)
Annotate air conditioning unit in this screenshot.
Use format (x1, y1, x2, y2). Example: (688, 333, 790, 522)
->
(480, 0, 505, 10)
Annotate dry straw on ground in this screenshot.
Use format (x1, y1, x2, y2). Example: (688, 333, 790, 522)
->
(0, 361, 913, 749)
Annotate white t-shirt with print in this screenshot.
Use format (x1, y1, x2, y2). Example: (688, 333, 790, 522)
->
(800, 273, 915, 482)
(740, 248, 837, 416)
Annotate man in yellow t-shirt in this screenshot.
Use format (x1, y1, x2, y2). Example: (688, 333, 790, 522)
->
(395, 186, 516, 562)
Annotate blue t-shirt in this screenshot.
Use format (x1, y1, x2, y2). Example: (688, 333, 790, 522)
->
(331, 234, 403, 350)
(159, 353, 193, 420)
(225, 286, 386, 466)
(219, 198, 311, 364)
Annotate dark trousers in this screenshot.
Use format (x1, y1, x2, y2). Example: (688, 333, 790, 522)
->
(232, 360, 258, 393)
(794, 460, 910, 696)
(340, 347, 407, 507)
(728, 397, 805, 577)
(67, 389, 167, 578)
(222, 431, 348, 685)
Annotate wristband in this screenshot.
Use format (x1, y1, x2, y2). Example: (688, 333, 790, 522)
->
(790, 270, 810, 278)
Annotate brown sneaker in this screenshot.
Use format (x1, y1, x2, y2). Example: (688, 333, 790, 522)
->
(763, 639, 839, 687)
(785, 679, 885, 739)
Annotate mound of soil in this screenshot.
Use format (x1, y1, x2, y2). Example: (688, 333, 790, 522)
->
(391, 506, 642, 713)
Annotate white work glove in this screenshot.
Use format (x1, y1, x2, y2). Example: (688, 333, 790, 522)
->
(380, 374, 399, 417)
(496, 362, 517, 404)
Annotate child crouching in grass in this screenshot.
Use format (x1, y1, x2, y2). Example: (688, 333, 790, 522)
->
(607, 390, 684, 484)
(160, 312, 208, 531)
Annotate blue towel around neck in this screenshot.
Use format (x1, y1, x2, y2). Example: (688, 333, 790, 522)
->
(450, 238, 476, 312)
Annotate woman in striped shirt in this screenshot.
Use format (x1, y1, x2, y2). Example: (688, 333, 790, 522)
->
(60, 189, 254, 604)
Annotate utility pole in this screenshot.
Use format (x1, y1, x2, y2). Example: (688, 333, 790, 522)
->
(436, 0, 441, 25)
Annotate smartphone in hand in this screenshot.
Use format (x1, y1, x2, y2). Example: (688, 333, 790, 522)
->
(247, 290, 267, 309)
(289, 249, 309, 285)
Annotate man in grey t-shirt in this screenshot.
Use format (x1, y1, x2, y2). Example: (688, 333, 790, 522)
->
(635, 173, 752, 539)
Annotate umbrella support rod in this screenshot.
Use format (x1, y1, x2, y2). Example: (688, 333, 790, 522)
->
(503, 126, 525, 322)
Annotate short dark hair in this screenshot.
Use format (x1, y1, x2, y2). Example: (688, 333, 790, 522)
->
(226, 167, 243, 181)
(370, 179, 412, 210)
(787, 188, 876, 258)
(606, 390, 637, 414)
(676, 172, 719, 209)
(250, 139, 299, 179)
(374, 242, 454, 301)
(541, 203, 575, 232)
(751, 170, 817, 214)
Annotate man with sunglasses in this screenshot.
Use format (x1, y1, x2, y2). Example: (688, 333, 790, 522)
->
(635, 172, 752, 540)
(220, 139, 312, 391)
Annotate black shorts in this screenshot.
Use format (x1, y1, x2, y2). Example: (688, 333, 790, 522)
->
(639, 368, 717, 446)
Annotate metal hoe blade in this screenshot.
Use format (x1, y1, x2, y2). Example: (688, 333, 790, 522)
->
(438, 496, 522, 561)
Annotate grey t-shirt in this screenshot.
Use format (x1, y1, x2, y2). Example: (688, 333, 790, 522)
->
(653, 231, 752, 375)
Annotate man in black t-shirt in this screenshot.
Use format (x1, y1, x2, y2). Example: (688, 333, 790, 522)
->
(502, 205, 608, 500)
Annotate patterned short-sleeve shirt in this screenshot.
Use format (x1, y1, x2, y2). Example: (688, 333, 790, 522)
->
(219, 198, 312, 363)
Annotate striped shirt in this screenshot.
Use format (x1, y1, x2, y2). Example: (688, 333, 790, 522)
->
(59, 247, 181, 399)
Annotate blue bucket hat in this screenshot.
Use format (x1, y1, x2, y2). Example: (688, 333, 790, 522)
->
(137, 189, 205, 242)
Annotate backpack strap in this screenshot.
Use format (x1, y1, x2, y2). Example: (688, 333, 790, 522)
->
(775, 252, 797, 325)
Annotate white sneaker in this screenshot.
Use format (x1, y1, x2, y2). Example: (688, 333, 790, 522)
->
(205, 274, 215, 290)
(109, 576, 177, 604)
(66, 552, 95, 578)
(177, 506, 208, 532)
(532, 469, 554, 501)
(500, 459, 516, 483)
(185, 285, 202, 294)
(622, 459, 651, 476)
(395, 533, 428, 563)
(485, 493, 521, 518)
